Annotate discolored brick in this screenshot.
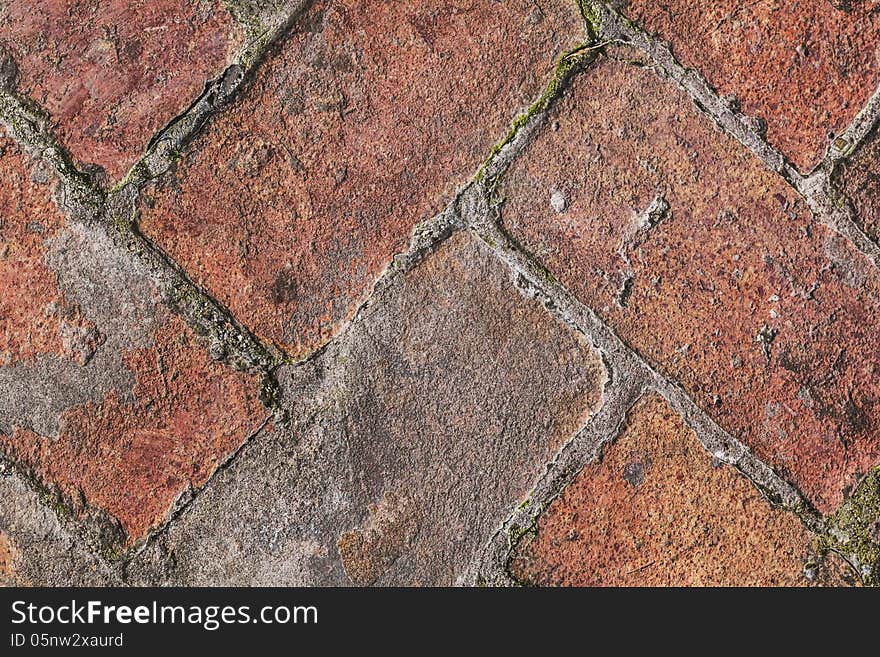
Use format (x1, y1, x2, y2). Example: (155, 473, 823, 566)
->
(138, 0, 584, 358)
(0, 0, 240, 180)
(499, 49, 880, 513)
(0, 531, 16, 585)
(3, 310, 266, 541)
(127, 232, 606, 585)
(612, 0, 880, 171)
(840, 127, 880, 245)
(0, 470, 115, 585)
(510, 396, 854, 586)
(0, 140, 265, 543)
(0, 137, 95, 367)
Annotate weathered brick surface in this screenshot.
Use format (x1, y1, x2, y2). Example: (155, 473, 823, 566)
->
(0, 136, 94, 367)
(0, 530, 15, 585)
(840, 128, 880, 245)
(0, 0, 239, 180)
(138, 0, 584, 358)
(0, 471, 114, 586)
(499, 50, 880, 513)
(510, 395, 857, 586)
(615, 0, 880, 171)
(0, 139, 265, 542)
(128, 232, 605, 585)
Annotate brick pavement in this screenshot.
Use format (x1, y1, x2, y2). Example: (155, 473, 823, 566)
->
(0, 1, 878, 586)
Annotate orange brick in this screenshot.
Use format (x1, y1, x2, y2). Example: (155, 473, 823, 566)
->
(499, 50, 880, 513)
(0, 137, 95, 366)
(840, 128, 880, 245)
(616, 0, 880, 171)
(510, 396, 853, 586)
(0, 137, 264, 543)
(138, 0, 584, 357)
(0, 0, 239, 180)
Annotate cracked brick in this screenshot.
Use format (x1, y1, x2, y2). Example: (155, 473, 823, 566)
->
(611, 0, 880, 172)
(137, 0, 584, 358)
(0, 138, 265, 544)
(510, 395, 858, 586)
(128, 232, 605, 585)
(0, 0, 240, 180)
(498, 49, 880, 513)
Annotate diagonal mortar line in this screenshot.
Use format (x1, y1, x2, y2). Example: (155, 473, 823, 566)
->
(462, 180, 825, 584)
(584, 1, 880, 275)
(114, 1, 315, 192)
(116, 206, 466, 575)
(822, 79, 880, 168)
(0, 13, 599, 566)
(119, 30, 609, 575)
(255, 37, 605, 370)
(0, 461, 126, 585)
(107, 190, 279, 374)
(118, 412, 273, 577)
(446, 44, 816, 523)
(470, 363, 648, 586)
(585, 2, 797, 181)
(0, 95, 281, 377)
(469, 205, 816, 499)
(0, 89, 105, 224)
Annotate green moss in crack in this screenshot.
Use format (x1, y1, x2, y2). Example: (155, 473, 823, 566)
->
(259, 373, 288, 423)
(474, 42, 604, 186)
(576, 0, 602, 38)
(818, 467, 880, 586)
(0, 93, 101, 195)
(222, 0, 281, 69)
(534, 263, 558, 286)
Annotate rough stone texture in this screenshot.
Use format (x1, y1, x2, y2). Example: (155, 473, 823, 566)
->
(0, 136, 94, 367)
(0, 470, 115, 586)
(0, 0, 240, 180)
(499, 49, 880, 514)
(510, 395, 858, 586)
(615, 0, 880, 172)
(840, 127, 880, 245)
(0, 530, 15, 585)
(127, 232, 606, 585)
(0, 138, 265, 543)
(138, 0, 584, 358)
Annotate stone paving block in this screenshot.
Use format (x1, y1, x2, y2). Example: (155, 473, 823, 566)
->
(839, 128, 880, 245)
(510, 395, 858, 586)
(137, 0, 584, 358)
(0, 0, 240, 180)
(0, 469, 115, 586)
(612, 0, 880, 171)
(128, 232, 605, 585)
(0, 137, 265, 544)
(498, 49, 880, 514)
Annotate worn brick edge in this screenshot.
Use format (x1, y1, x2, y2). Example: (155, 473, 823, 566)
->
(581, 1, 880, 273)
(0, 1, 312, 565)
(0, 0, 876, 584)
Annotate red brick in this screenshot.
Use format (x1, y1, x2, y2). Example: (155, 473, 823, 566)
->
(0, 0, 239, 180)
(617, 0, 880, 172)
(0, 136, 265, 543)
(2, 310, 265, 541)
(138, 0, 583, 357)
(840, 128, 880, 244)
(0, 137, 95, 366)
(499, 49, 880, 513)
(510, 396, 854, 586)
